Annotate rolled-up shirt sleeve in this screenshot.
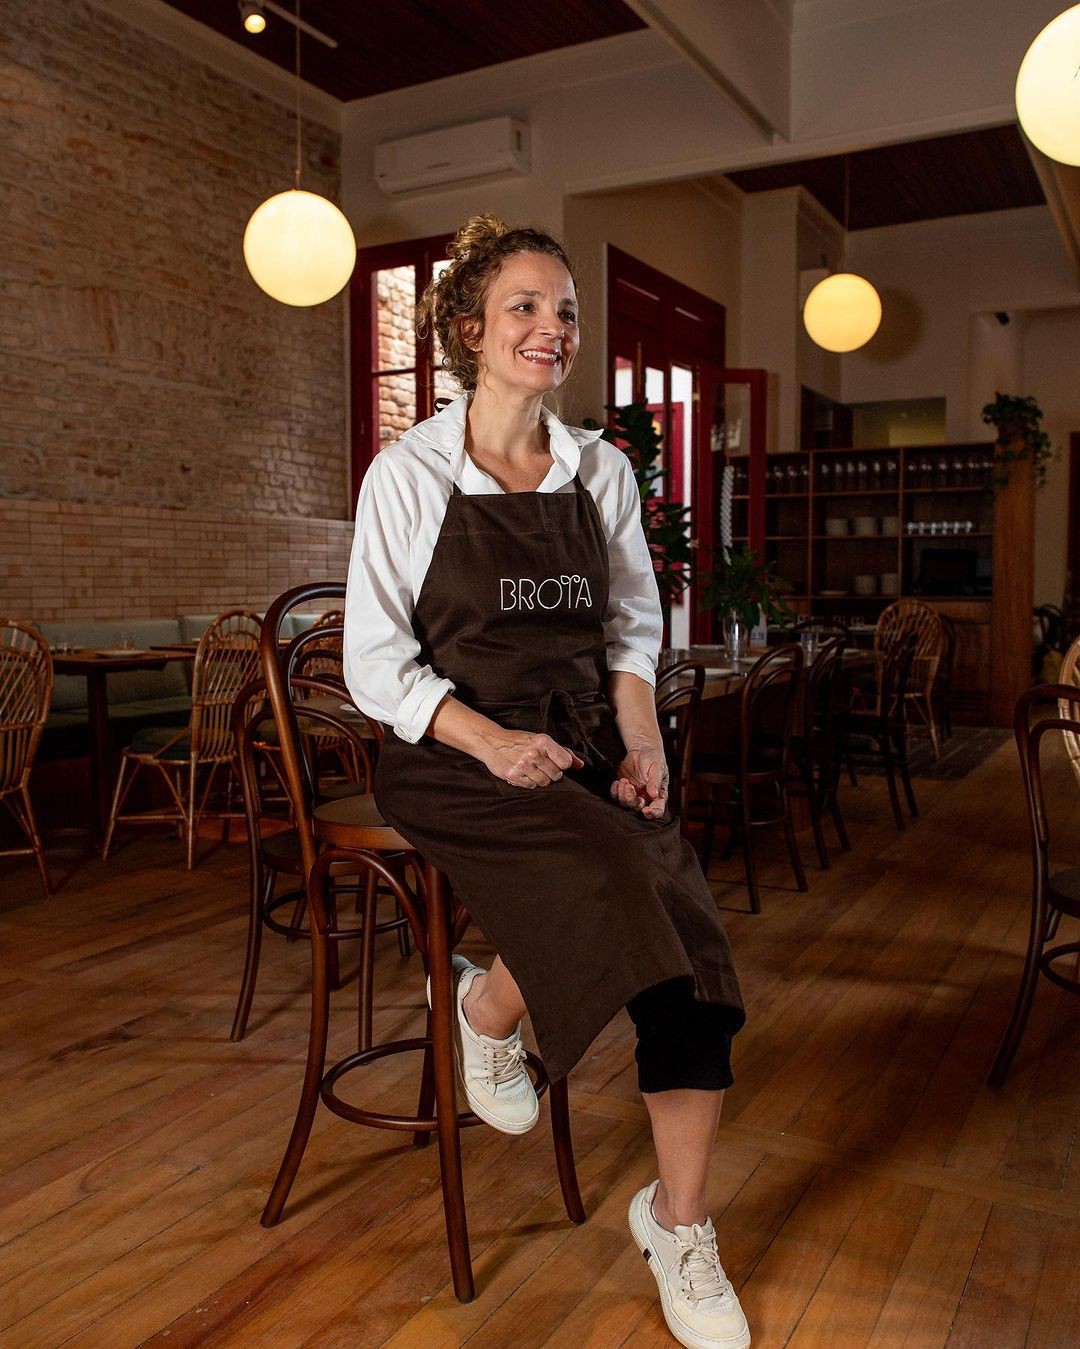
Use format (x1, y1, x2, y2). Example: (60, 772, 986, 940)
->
(343, 454, 454, 743)
(603, 452, 662, 686)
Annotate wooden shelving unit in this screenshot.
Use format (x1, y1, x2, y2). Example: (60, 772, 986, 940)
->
(722, 442, 997, 719)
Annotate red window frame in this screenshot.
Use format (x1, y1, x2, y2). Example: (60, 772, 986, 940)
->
(348, 231, 453, 510)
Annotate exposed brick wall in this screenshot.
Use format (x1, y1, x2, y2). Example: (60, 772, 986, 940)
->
(1, 499, 352, 622)
(0, 0, 350, 620)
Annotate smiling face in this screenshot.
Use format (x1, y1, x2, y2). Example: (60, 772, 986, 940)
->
(470, 251, 580, 398)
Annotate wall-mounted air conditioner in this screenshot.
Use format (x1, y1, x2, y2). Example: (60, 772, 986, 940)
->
(374, 116, 530, 196)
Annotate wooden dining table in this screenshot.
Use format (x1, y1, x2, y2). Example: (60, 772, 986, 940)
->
(51, 647, 195, 844)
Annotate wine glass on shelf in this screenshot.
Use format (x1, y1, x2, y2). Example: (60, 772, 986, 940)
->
(820, 460, 832, 492)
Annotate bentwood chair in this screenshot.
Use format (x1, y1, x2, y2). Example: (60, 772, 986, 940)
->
(844, 634, 920, 830)
(789, 636, 852, 868)
(102, 609, 262, 868)
(875, 600, 944, 758)
(1059, 635, 1080, 791)
(690, 645, 807, 914)
(988, 685, 1080, 1085)
(0, 620, 53, 898)
(229, 673, 411, 1043)
(258, 583, 584, 1304)
(654, 660, 705, 839)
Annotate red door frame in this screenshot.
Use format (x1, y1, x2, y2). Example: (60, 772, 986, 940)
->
(606, 246, 727, 643)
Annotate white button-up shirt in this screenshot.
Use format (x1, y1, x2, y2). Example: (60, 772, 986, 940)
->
(343, 395, 662, 743)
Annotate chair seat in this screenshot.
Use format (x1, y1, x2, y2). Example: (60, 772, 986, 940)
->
(128, 724, 191, 760)
(319, 780, 367, 803)
(313, 792, 411, 850)
(1049, 867, 1080, 918)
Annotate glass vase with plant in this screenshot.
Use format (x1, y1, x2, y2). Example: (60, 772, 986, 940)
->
(700, 544, 794, 660)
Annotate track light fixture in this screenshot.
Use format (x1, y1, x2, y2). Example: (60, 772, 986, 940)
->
(237, 0, 338, 48)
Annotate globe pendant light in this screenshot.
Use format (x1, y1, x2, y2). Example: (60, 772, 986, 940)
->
(243, 1, 355, 306)
(803, 273, 883, 352)
(1016, 4, 1080, 167)
(802, 156, 882, 353)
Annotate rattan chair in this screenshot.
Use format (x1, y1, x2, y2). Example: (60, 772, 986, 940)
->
(875, 599, 944, 757)
(988, 684, 1080, 1085)
(102, 609, 262, 868)
(0, 619, 53, 898)
(1059, 635, 1080, 791)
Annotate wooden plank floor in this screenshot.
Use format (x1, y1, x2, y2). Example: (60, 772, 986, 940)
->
(2, 738, 1079, 1347)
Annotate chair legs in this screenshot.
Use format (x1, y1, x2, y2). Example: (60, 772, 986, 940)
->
(988, 890, 1049, 1087)
(231, 864, 274, 1042)
(357, 871, 378, 1052)
(549, 1075, 586, 1224)
(424, 863, 475, 1302)
(1, 787, 53, 898)
(781, 788, 808, 893)
(739, 795, 761, 915)
(261, 908, 333, 1228)
(262, 854, 582, 1304)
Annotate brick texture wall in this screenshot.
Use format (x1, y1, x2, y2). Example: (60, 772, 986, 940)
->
(0, 0, 353, 620)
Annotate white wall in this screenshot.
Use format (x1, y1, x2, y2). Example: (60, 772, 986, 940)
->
(562, 179, 743, 424)
(843, 208, 1078, 440)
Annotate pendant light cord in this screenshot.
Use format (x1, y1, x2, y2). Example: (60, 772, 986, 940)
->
(293, 0, 301, 188)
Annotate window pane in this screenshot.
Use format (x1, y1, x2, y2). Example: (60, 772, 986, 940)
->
(614, 355, 634, 405)
(376, 370, 416, 451)
(429, 260, 462, 402)
(376, 265, 416, 371)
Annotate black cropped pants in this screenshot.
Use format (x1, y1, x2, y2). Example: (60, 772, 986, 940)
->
(627, 977, 741, 1093)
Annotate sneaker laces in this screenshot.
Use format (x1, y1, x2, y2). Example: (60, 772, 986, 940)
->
(481, 1034, 528, 1091)
(676, 1225, 734, 1306)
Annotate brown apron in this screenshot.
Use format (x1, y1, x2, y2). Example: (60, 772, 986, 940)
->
(374, 473, 744, 1080)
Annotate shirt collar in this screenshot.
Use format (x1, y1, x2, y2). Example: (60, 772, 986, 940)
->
(410, 393, 604, 481)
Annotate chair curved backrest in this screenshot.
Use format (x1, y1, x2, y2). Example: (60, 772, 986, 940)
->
(190, 609, 263, 761)
(231, 672, 379, 852)
(1058, 636, 1080, 790)
(655, 662, 705, 833)
(263, 584, 350, 877)
(739, 645, 804, 780)
(0, 620, 53, 795)
(804, 635, 846, 740)
(875, 600, 942, 694)
(1014, 685, 1080, 865)
(878, 631, 919, 728)
(293, 610, 345, 684)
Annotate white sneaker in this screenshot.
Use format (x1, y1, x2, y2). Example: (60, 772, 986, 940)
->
(628, 1180, 750, 1349)
(426, 955, 539, 1135)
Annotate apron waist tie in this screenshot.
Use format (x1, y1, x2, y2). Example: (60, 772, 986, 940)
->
(539, 689, 614, 774)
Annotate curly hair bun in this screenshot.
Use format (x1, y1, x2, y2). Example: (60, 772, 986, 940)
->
(416, 214, 574, 394)
(447, 213, 510, 262)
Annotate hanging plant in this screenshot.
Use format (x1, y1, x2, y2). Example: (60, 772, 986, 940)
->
(583, 402, 695, 610)
(981, 393, 1053, 488)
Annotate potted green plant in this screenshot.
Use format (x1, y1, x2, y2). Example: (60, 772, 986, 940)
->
(583, 402, 695, 611)
(981, 392, 1053, 488)
(699, 544, 794, 659)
